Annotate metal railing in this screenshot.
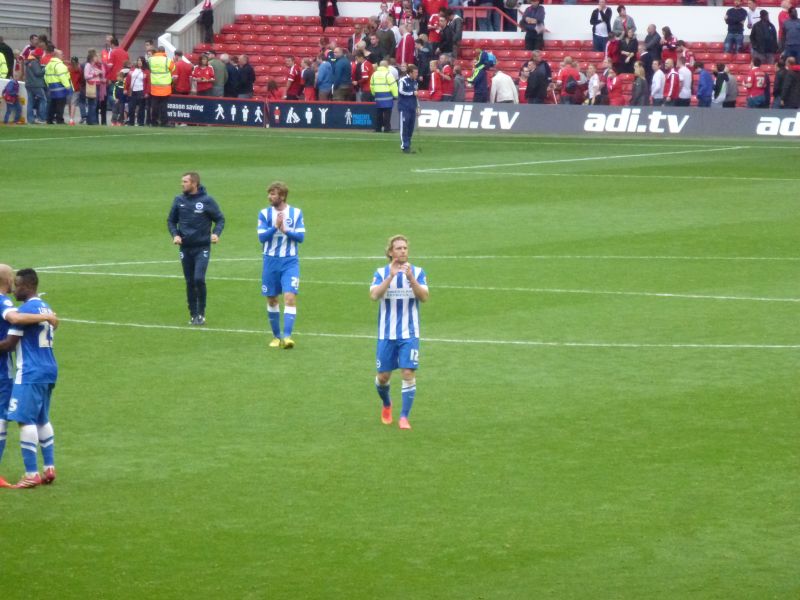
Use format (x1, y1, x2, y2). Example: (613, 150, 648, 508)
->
(460, 6, 521, 32)
(161, 0, 236, 54)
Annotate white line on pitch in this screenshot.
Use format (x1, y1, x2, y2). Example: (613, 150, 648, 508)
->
(425, 170, 800, 183)
(412, 146, 745, 173)
(56, 318, 800, 349)
(34, 254, 800, 271)
(0, 132, 165, 143)
(36, 270, 800, 303)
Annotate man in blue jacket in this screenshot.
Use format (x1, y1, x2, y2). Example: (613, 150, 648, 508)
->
(167, 172, 225, 326)
(331, 47, 353, 100)
(316, 53, 334, 100)
(695, 62, 714, 106)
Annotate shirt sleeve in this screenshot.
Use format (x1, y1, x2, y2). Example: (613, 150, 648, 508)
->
(371, 269, 384, 288)
(415, 267, 428, 288)
(1, 297, 15, 320)
(294, 209, 305, 233)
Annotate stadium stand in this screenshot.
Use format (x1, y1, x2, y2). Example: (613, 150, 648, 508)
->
(190, 10, 766, 107)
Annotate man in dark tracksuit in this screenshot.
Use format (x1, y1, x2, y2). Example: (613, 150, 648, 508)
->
(398, 64, 419, 154)
(167, 172, 225, 325)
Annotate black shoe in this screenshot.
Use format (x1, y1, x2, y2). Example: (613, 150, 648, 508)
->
(196, 315, 206, 326)
(402, 148, 415, 154)
(189, 316, 198, 325)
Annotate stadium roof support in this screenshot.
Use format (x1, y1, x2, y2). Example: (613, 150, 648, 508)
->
(51, 0, 71, 60)
(121, 0, 160, 52)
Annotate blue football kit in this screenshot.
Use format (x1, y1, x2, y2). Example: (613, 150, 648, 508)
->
(0, 293, 16, 416)
(7, 297, 58, 426)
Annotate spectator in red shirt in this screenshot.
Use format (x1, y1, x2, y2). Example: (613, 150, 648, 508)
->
(556, 56, 581, 104)
(285, 56, 303, 99)
(439, 54, 454, 100)
(517, 65, 530, 99)
(428, 13, 444, 55)
(606, 67, 626, 105)
(68, 56, 85, 125)
(391, 0, 404, 22)
(354, 51, 374, 101)
(40, 41, 54, 66)
(21, 34, 38, 61)
(677, 40, 695, 68)
(606, 33, 623, 73)
(192, 54, 215, 96)
(396, 24, 415, 66)
(266, 79, 282, 101)
(421, 0, 448, 34)
(173, 51, 193, 95)
(428, 60, 443, 99)
(661, 26, 678, 65)
(745, 56, 770, 106)
(106, 36, 130, 109)
(663, 57, 681, 104)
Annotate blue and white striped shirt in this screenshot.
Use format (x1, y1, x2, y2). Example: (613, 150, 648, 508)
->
(257, 205, 306, 258)
(371, 264, 428, 340)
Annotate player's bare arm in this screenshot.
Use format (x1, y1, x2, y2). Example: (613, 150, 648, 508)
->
(0, 332, 20, 354)
(5, 310, 59, 329)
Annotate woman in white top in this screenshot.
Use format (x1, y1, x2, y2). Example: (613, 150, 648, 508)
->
(586, 64, 601, 104)
(127, 56, 148, 126)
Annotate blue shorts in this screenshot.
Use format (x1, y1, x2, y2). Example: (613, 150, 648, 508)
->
(7, 383, 54, 426)
(261, 257, 300, 297)
(0, 377, 12, 419)
(376, 338, 419, 372)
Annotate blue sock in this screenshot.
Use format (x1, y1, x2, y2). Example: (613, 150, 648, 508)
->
(38, 423, 55, 468)
(19, 425, 38, 474)
(267, 305, 281, 338)
(0, 419, 6, 464)
(401, 379, 416, 418)
(375, 377, 391, 407)
(283, 306, 296, 337)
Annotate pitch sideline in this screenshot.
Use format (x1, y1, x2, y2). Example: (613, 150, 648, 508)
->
(58, 318, 800, 350)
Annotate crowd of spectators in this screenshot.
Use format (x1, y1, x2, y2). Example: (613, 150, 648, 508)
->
(270, 0, 800, 108)
(0, 32, 259, 125)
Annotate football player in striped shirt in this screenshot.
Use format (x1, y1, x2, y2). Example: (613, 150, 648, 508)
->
(257, 181, 305, 349)
(369, 235, 429, 430)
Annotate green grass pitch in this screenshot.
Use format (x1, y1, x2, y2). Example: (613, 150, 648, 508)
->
(0, 126, 798, 599)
